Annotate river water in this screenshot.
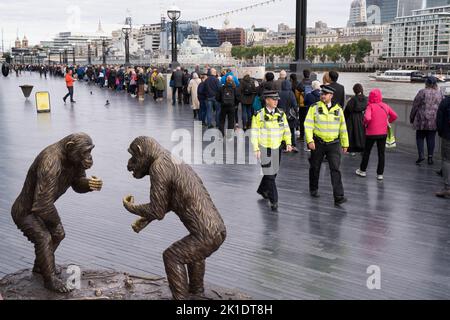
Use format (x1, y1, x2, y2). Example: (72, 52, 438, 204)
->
(315, 72, 433, 101)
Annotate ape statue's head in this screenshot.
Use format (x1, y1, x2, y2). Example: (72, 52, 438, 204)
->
(63, 133, 95, 170)
(127, 136, 166, 179)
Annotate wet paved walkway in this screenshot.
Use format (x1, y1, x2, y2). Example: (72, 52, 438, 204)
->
(0, 73, 449, 299)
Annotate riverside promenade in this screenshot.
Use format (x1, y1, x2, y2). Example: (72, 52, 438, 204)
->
(0, 73, 449, 299)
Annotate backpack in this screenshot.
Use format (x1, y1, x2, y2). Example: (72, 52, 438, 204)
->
(222, 86, 235, 105)
(303, 84, 313, 96)
(243, 82, 253, 96)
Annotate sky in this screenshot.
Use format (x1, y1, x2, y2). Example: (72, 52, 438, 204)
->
(0, 0, 354, 49)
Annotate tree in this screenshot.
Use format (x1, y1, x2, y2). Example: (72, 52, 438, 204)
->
(319, 46, 328, 63)
(326, 44, 341, 63)
(340, 44, 354, 63)
(354, 39, 372, 63)
(306, 46, 319, 62)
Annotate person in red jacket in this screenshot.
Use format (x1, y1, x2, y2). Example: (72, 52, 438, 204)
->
(356, 89, 398, 180)
(63, 69, 77, 103)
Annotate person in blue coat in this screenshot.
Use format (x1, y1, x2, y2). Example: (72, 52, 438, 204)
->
(279, 80, 299, 152)
(220, 69, 240, 87)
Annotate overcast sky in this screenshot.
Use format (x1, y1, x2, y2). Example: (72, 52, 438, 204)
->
(0, 0, 354, 48)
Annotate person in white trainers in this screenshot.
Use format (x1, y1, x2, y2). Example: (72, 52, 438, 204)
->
(356, 89, 397, 180)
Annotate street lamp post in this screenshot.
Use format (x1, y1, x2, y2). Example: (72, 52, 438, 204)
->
(290, 0, 310, 74)
(71, 43, 76, 65)
(87, 40, 92, 65)
(122, 22, 132, 66)
(102, 39, 107, 65)
(167, 5, 181, 69)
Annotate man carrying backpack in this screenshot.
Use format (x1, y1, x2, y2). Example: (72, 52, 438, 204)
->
(218, 76, 240, 138)
(297, 69, 314, 141)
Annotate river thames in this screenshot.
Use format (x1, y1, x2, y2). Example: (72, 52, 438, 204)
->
(315, 72, 432, 101)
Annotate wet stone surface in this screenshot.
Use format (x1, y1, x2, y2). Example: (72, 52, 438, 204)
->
(0, 265, 251, 300)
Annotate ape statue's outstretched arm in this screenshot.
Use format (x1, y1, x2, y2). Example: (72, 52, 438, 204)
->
(72, 173, 103, 194)
(123, 160, 171, 231)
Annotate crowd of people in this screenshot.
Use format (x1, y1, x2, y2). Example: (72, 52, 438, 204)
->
(8, 62, 450, 204)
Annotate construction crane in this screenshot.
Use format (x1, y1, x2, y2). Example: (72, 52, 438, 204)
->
(195, 0, 283, 23)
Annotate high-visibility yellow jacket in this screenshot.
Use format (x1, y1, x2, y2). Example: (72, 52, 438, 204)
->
(251, 107, 292, 152)
(304, 101, 349, 148)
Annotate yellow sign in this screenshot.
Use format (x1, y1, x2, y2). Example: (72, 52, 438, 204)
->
(35, 92, 51, 113)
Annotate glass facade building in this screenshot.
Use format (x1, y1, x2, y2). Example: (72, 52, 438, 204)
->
(427, 0, 450, 8)
(366, 0, 398, 24)
(384, 5, 450, 64)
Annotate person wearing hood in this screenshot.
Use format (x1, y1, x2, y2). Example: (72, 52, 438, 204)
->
(356, 89, 398, 181)
(220, 69, 240, 87)
(240, 74, 257, 130)
(410, 76, 443, 165)
(279, 80, 299, 152)
(218, 76, 240, 137)
(345, 83, 368, 155)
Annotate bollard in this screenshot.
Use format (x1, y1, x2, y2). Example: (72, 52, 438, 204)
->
(19, 85, 34, 99)
(1, 63, 9, 77)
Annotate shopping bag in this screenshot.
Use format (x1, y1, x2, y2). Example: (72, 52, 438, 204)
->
(386, 125, 396, 149)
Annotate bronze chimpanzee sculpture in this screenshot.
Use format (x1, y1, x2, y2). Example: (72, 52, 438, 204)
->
(11, 133, 103, 293)
(123, 136, 227, 300)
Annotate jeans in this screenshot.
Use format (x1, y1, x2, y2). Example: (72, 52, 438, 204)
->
(199, 100, 207, 123)
(172, 87, 183, 104)
(442, 138, 450, 189)
(63, 86, 74, 102)
(242, 104, 253, 129)
(416, 130, 437, 159)
(207, 98, 220, 127)
(360, 136, 387, 175)
(309, 140, 344, 198)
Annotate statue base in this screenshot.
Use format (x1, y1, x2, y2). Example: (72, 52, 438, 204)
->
(0, 266, 251, 300)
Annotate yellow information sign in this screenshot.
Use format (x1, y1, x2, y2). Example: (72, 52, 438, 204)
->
(35, 92, 51, 113)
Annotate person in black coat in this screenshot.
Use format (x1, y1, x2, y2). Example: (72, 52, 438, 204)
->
(345, 83, 368, 154)
(328, 71, 346, 108)
(436, 93, 450, 198)
(279, 80, 299, 152)
(240, 74, 257, 130)
(171, 67, 184, 105)
(218, 76, 240, 137)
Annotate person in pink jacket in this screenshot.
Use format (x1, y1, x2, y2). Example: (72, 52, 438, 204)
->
(356, 89, 398, 180)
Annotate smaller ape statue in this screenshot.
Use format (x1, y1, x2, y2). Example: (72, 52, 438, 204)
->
(123, 137, 227, 300)
(11, 133, 103, 293)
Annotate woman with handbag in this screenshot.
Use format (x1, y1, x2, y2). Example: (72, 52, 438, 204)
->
(410, 76, 443, 165)
(356, 89, 398, 181)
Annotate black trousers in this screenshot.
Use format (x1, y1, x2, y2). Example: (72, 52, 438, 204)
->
(63, 86, 74, 102)
(220, 104, 235, 135)
(298, 107, 309, 138)
(309, 140, 344, 198)
(360, 136, 387, 175)
(257, 147, 281, 203)
(416, 130, 437, 159)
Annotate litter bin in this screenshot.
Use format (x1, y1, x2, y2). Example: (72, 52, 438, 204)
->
(20, 85, 34, 99)
(2, 63, 9, 77)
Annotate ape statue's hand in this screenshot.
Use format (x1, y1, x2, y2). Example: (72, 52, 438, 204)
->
(88, 176, 103, 191)
(132, 217, 150, 233)
(123, 195, 136, 214)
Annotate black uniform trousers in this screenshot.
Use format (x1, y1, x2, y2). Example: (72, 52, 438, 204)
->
(257, 146, 282, 204)
(309, 139, 344, 199)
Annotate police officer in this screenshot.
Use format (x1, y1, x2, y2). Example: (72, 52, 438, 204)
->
(305, 85, 349, 205)
(251, 90, 293, 211)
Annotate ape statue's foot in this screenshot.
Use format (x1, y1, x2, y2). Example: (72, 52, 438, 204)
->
(44, 276, 72, 294)
(33, 265, 62, 275)
(189, 285, 205, 295)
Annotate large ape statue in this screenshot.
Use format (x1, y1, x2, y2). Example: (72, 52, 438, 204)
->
(123, 136, 227, 300)
(11, 133, 103, 293)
